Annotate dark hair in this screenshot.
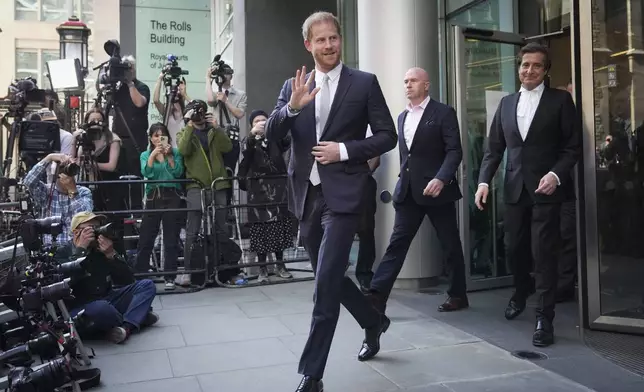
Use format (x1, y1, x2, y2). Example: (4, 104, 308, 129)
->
(518, 42, 551, 71)
(148, 122, 171, 151)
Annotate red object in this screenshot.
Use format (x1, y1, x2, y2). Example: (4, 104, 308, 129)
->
(69, 96, 80, 109)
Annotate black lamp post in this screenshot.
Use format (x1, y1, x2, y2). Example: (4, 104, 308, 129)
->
(56, 16, 91, 132)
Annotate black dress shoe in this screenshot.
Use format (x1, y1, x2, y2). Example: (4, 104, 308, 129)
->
(438, 296, 469, 312)
(532, 319, 555, 347)
(358, 314, 391, 361)
(504, 299, 527, 320)
(295, 376, 323, 392)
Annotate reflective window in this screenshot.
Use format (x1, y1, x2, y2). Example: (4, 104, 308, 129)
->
(14, 0, 94, 23)
(592, 0, 644, 319)
(15, 50, 39, 82)
(41, 50, 59, 89)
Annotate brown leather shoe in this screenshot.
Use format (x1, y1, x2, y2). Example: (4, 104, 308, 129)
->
(438, 296, 469, 312)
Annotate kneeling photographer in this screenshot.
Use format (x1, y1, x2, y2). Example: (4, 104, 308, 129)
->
(23, 153, 93, 260)
(66, 212, 158, 344)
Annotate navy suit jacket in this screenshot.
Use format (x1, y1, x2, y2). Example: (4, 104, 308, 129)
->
(478, 88, 580, 204)
(265, 66, 397, 220)
(393, 99, 463, 206)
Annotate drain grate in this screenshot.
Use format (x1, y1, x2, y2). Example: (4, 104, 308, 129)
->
(511, 350, 549, 361)
(584, 329, 644, 377)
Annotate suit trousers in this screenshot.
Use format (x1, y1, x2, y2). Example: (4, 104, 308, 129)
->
(371, 193, 467, 300)
(505, 188, 562, 321)
(298, 183, 380, 379)
(558, 200, 577, 292)
(355, 176, 378, 284)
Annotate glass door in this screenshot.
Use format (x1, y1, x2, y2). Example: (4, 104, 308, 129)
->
(450, 26, 525, 291)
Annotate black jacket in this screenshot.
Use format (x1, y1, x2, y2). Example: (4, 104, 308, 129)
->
(66, 248, 135, 308)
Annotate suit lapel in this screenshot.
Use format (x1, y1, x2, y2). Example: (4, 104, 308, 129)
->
(506, 92, 521, 140)
(409, 100, 438, 152)
(320, 66, 352, 139)
(398, 111, 409, 155)
(524, 88, 550, 143)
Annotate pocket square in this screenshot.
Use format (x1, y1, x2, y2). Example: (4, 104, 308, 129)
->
(425, 120, 435, 126)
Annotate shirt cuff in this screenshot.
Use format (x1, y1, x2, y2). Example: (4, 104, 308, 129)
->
(478, 183, 489, 188)
(339, 143, 349, 161)
(548, 171, 561, 186)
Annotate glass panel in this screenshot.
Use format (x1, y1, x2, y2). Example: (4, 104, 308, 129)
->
(15, 0, 38, 20)
(592, 0, 644, 319)
(448, 0, 516, 32)
(15, 50, 39, 82)
(42, 0, 68, 22)
(518, 0, 571, 36)
(41, 50, 59, 89)
(79, 0, 93, 24)
(462, 38, 519, 280)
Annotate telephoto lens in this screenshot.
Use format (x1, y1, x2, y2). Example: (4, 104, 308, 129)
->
(39, 279, 72, 303)
(60, 161, 80, 177)
(7, 357, 71, 392)
(56, 258, 86, 276)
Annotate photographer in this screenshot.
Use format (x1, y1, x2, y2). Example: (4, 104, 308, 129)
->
(111, 55, 150, 209)
(205, 65, 247, 179)
(177, 100, 232, 286)
(68, 211, 158, 344)
(135, 123, 184, 290)
(72, 107, 126, 254)
(22, 153, 92, 259)
(152, 73, 190, 145)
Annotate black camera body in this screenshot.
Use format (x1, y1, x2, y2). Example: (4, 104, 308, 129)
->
(162, 54, 189, 87)
(7, 357, 71, 392)
(6, 78, 47, 119)
(58, 161, 79, 178)
(20, 217, 64, 253)
(185, 100, 208, 124)
(210, 54, 232, 87)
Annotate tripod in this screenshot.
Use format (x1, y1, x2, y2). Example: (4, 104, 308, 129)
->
(95, 84, 141, 156)
(163, 77, 182, 128)
(75, 141, 99, 190)
(1, 114, 27, 202)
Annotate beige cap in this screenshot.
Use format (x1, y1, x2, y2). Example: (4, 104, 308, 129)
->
(70, 211, 106, 231)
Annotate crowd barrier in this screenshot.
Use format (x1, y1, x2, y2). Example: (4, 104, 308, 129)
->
(77, 178, 207, 295)
(210, 174, 315, 288)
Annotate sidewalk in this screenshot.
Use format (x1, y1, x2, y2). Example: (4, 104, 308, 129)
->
(91, 281, 593, 392)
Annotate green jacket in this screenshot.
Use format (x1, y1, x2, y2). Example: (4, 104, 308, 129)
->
(177, 124, 233, 190)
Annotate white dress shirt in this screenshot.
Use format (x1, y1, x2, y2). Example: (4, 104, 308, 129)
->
(403, 96, 430, 149)
(479, 82, 559, 188)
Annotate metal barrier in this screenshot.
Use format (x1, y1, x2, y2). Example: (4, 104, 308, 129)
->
(77, 178, 211, 295)
(210, 174, 314, 288)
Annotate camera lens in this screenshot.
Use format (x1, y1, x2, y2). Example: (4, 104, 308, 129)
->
(62, 162, 79, 177)
(40, 280, 72, 302)
(94, 223, 117, 239)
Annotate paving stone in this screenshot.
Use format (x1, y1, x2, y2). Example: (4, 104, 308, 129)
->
(153, 303, 250, 327)
(443, 369, 595, 392)
(167, 337, 298, 376)
(88, 325, 186, 356)
(93, 376, 202, 392)
(199, 358, 399, 392)
(238, 299, 313, 318)
(91, 350, 174, 385)
(159, 286, 269, 309)
(178, 313, 293, 345)
(388, 319, 481, 349)
(366, 342, 539, 389)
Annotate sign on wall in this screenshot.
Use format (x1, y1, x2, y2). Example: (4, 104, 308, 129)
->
(135, 0, 212, 124)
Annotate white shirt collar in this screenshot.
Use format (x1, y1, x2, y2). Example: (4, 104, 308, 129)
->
(406, 96, 431, 112)
(519, 82, 545, 94)
(315, 62, 343, 83)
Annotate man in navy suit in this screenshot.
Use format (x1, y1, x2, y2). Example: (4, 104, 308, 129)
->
(265, 11, 397, 392)
(369, 67, 469, 314)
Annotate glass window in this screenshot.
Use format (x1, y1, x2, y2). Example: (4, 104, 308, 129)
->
(448, 0, 515, 32)
(15, 0, 38, 20)
(42, 0, 68, 22)
(41, 50, 59, 89)
(591, 0, 644, 319)
(15, 50, 39, 82)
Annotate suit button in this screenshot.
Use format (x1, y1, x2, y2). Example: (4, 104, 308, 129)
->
(406, 168, 409, 172)
(409, 154, 411, 158)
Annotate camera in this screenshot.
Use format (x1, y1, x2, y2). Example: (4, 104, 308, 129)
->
(210, 54, 232, 87)
(57, 161, 79, 177)
(184, 100, 208, 124)
(93, 222, 117, 240)
(96, 40, 131, 87)
(162, 54, 189, 87)
(7, 357, 71, 392)
(20, 217, 64, 253)
(21, 279, 73, 313)
(6, 78, 47, 119)
(0, 333, 60, 366)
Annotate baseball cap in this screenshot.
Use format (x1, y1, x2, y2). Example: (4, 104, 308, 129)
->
(71, 211, 107, 231)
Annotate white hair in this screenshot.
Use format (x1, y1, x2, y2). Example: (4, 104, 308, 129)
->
(121, 55, 136, 67)
(301, 11, 341, 41)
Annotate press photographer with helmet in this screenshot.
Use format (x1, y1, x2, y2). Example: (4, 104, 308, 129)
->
(176, 99, 232, 286)
(67, 211, 159, 344)
(22, 153, 93, 260)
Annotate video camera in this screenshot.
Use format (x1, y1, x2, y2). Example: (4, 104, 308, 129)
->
(76, 119, 106, 151)
(162, 54, 189, 87)
(184, 100, 208, 124)
(96, 40, 131, 88)
(5, 78, 48, 119)
(20, 217, 64, 254)
(210, 54, 232, 88)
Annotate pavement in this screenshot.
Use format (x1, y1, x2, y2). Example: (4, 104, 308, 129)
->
(89, 279, 597, 392)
